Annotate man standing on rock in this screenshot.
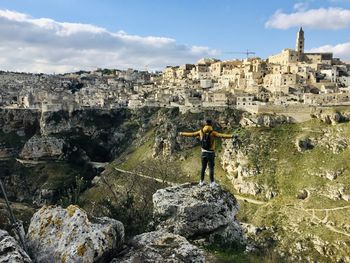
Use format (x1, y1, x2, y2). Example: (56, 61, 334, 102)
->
(179, 119, 233, 187)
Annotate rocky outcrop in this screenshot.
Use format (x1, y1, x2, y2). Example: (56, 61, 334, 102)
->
(312, 110, 349, 125)
(310, 169, 344, 181)
(27, 205, 124, 263)
(324, 185, 350, 201)
(153, 183, 245, 246)
(112, 230, 205, 263)
(296, 129, 348, 154)
(19, 135, 66, 160)
(0, 229, 32, 263)
(318, 131, 348, 154)
(221, 141, 264, 196)
(239, 113, 292, 128)
(0, 109, 39, 136)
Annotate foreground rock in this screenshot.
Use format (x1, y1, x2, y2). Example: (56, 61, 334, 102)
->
(153, 183, 245, 246)
(19, 135, 66, 160)
(27, 205, 124, 263)
(0, 229, 32, 263)
(112, 230, 205, 263)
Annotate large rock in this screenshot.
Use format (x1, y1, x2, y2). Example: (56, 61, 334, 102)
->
(27, 205, 124, 263)
(112, 230, 205, 263)
(153, 183, 245, 245)
(19, 135, 66, 160)
(0, 229, 32, 263)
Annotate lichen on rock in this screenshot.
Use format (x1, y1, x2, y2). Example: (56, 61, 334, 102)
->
(27, 205, 124, 263)
(153, 183, 245, 246)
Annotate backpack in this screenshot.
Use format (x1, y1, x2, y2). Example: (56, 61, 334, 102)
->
(201, 130, 212, 150)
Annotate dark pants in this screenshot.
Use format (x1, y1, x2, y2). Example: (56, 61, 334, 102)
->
(201, 151, 215, 182)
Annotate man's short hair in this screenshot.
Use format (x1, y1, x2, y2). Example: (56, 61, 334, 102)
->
(206, 119, 212, 125)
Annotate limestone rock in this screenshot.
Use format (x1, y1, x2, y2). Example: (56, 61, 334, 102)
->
(27, 205, 124, 263)
(112, 230, 205, 263)
(20, 135, 66, 160)
(313, 111, 349, 125)
(324, 185, 350, 202)
(310, 169, 344, 181)
(239, 113, 292, 128)
(153, 183, 245, 245)
(220, 142, 264, 196)
(0, 229, 32, 263)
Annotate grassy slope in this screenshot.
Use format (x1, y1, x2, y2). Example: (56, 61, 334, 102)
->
(80, 118, 350, 262)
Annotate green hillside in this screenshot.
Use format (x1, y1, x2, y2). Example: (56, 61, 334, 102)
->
(80, 114, 350, 262)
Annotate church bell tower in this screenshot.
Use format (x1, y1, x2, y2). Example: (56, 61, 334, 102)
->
(296, 27, 304, 55)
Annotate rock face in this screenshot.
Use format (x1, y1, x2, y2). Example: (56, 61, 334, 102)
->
(0, 109, 40, 136)
(20, 135, 66, 160)
(153, 183, 245, 245)
(312, 110, 349, 125)
(221, 141, 264, 196)
(112, 230, 205, 263)
(0, 229, 32, 263)
(239, 113, 292, 128)
(27, 205, 124, 263)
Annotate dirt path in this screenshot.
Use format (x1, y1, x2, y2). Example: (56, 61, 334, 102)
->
(293, 205, 350, 238)
(114, 167, 178, 186)
(235, 195, 266, 205)
(304, 205, 350, 212)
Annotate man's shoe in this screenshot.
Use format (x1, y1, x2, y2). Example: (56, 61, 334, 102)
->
(210, 181, 218, 188)
(199, 180, 205, 186)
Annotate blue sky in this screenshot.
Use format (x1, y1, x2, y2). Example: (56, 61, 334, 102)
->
(0, 0, 350, 73)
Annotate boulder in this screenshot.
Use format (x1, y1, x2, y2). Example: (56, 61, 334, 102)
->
(27, 205, 124, 263)
(153, 183, 245, 245)
(0, 229, 32, 263)
(19, 135, 66, 160)
(112, 230, 205, 263)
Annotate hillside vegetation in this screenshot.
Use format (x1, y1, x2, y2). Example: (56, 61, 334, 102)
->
(81, 110, 350, 262)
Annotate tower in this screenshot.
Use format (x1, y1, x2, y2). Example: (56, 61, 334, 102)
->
(296, 27, 304, 54)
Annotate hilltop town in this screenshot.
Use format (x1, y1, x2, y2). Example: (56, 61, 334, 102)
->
(1, 28, 350, 116)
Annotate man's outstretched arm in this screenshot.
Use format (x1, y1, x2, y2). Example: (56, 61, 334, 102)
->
(179, 130, 200, 137)
(213, 131, 233, 139)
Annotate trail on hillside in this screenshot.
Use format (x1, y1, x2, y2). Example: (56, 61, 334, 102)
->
(293, 205, 350, 238)
(114, 167, 178, 186)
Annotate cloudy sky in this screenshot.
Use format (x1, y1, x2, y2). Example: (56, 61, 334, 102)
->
(0, 0, 350, 73)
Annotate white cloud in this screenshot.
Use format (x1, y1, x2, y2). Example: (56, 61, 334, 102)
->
(308, 42, 350, 60)
(265, 7, 350, 29)
(0, 9, 218, 73)
(293, 2, 309, 12)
